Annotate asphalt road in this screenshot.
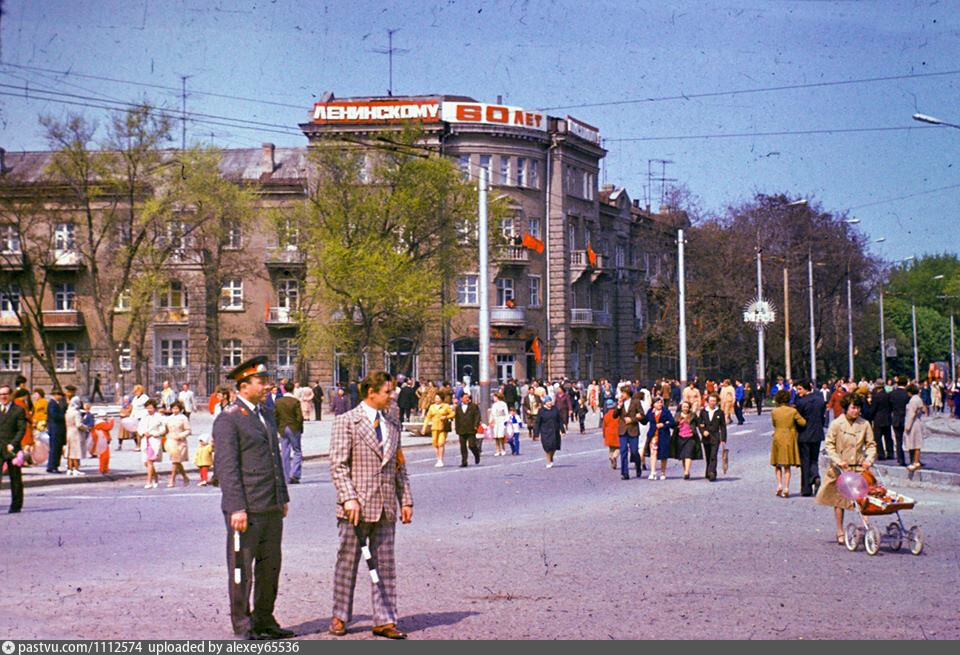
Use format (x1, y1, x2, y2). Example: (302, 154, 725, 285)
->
(3, 412, 959, 640)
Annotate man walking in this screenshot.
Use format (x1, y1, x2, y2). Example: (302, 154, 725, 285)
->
(397, 379, 417, 424)
(697, 393, 727, 482)
(870, 380, 893, 460)
(0, 385, 27, 513)
(46, 388, 67, 474)
(91, 374, 105, 402)
(214, 356, 292, 640)
(178, 382, 196, 418)
(329, 371, 413, 640)
(889, 377, 910, 467)
(312, 381, 324, 421)
(274, 381, 304, 484)
(454, 391, 482, 467)
(795, 381, 826, 496)
(733, 379, 746, 425)
(613, 387, 645, 480)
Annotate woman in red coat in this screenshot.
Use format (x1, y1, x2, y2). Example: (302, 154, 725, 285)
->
(602, 406, 620, 470)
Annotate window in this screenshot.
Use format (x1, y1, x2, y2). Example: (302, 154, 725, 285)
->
(0, 224, 20, 253)
(527, 218, 541, 240)
(223, 220, 242, 249)
(616, 244, 625, 268)
(114, 288, 131, 312)
(117, 341, 132, 371)
(635, 295, 646, 331)
(279, 219, 299, 250)
(54, 283, 76, 311)
(220, 278, 243, 310)
(517, 158, 526, 187)
(568, 223, 576, 250)
(501, 217, 515, 240)
(479, 155, 492, 182)
(602, 291, 611, 314)
(528, 275, 542, 308)
(495, 277, 514, 306)
(0, 286, 20, 313)
(159, 281, 188, 309)
(458, 155, 470, 180)
(54, 223, 76, 251)
(457, 274, 478, 305)
(529, 160, 539, 190)
(166, 219, 190, 257)
(582, 171, 592, 199)
(158, 338, 187, 367)
(116, 222, 132, 247)
(496, 354, 515, 384)
(222, 339, 244, 368)
(0, 342, 20, 371)
(277, 278, 299, 309)
(385, 338, 416, 379)
(277, 338, 298, 368)
(55, 342, 77, 372)
(499, 156, 510, 185)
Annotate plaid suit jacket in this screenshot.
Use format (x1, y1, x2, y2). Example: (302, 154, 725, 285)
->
(330, 404, 413, 523)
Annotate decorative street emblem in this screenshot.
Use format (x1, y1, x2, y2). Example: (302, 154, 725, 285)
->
(743, 298, 776, 329)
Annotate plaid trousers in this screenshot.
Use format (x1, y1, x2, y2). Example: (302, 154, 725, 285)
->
(332, 517, 398, 626)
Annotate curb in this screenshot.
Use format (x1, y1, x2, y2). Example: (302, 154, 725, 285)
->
(24, 437, 436, 490)
(873, 462, 960, 492)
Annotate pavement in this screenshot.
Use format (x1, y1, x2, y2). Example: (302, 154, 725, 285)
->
(3, 411, 959, 640)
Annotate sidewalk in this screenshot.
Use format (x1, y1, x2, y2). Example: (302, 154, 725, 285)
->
(22, 411, 433, 488)
(872, 414, 960, 490)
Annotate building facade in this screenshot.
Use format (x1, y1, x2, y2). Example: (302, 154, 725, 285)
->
(0, 94, 685, 398)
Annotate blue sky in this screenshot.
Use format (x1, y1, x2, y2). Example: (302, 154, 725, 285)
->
(1, 0, 958, 261)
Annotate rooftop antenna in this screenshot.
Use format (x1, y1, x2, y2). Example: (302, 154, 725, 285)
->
(178, 74, 194, 150)
(647, 158, 676, 208)
(369, 28, 409, 96)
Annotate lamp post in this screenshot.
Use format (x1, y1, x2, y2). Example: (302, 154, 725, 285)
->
(478, 167, 490, 417)
(757, 246, 766, 393)
(880, 255, 913, 381)
(843, 219, 860, 380)
(677, 229, 688, 386)
(780, 199, 806, 382)
(807, 249, 816, 384)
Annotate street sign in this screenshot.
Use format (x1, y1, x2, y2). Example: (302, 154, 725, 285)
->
(885, 338, 898, 358)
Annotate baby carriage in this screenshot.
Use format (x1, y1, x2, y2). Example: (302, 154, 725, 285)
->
(838, 468, 923, 556)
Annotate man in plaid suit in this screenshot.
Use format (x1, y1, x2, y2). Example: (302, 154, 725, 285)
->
(329, 370, 414, 640)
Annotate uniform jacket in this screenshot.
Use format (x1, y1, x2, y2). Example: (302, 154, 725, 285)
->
(889, 387, 909, 427)
(795, 392, 827, 443)
(612, 396, 646, 436)
(697, 407, 727, 445)
(274, 394, 304, 435)
(329, 404, 413, 524)
(47, 398, 66, 438)
(454, 402, 481, 436)
(214, 399, 289, 515)
(870, 389, 891, 428)
(0, 402, 27, 460)
(397, 385, 418, 410)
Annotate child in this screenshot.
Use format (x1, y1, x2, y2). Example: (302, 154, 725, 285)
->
(507, 407, 523, 456)
(92, 415, 114, 474)
(80, 401, 95, 458)
(577, 397, 588, 434)
(194, 435, 214, 486)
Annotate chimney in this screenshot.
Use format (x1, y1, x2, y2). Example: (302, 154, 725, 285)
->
(497, 94, 503, 104)
(632, 199, 640, 208)
(659, 204, 670, 215)
(261, 143, 276, 175)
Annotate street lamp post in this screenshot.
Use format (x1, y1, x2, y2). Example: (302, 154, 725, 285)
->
(478, 168, 491, 418)
(677, 229, 688, 386)
(842, 219, 860, 380)
(911, 302, 919, 382)
(807, 250, 816, 384)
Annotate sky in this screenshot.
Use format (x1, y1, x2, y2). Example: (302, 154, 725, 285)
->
(0, 0, 958, 262)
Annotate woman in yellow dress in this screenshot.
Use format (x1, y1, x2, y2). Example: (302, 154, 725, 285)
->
(770, 390, 805, 498)
(422, 393, 456, 467)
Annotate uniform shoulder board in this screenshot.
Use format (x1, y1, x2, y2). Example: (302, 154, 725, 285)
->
(225, 404, 242, 414)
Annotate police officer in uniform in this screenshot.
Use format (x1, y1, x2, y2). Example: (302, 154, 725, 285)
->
(214, 356, 294, 640)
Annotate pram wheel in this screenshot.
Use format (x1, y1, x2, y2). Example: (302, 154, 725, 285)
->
(844, 523, 860, 551)
(886, 522, 902, 552)
(864, 526, 881, 555)
(907, 526, 924, 555)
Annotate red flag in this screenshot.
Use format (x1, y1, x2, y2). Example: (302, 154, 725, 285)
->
(532, 337, 542, 364)
(265, 302, 270, 322)
(521, 232, 545, 254)
(586, 243, 597, 268)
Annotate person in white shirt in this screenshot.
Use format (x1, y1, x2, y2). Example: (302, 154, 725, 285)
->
(177, 383, 196, 417)
(138, 399, 167, 488)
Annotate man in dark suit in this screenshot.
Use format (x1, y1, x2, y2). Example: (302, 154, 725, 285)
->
(312, 381, 324, 421)
(46, 388, 67, 474)
(454, 391, 482, 467)
(274, 381, 304, 484)
(348, 381, 360, 408)
(613, 386, 646, 480)
(888, 377, 910, 467)
(870, 380, 893, 460)
(0, 385, 27, 513)
(795, 381, 826, 496)
(214, 356, 293, 641)
(396, 379, 417, 423)
(697, 393, 727, 482)
(503, 379, 519, 410)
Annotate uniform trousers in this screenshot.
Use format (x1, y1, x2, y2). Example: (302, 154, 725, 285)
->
(797, 441, 821, 495)
(702, 440, 720, 481)
(280, 426, 302, 481)
(874, 425, 893, 460)
(224, 509, 283, 635)
(333, 518, 398, 626)
(892, 423, 907, 465)
(458, 434, 481, 464)
(47, 432, 64, 471)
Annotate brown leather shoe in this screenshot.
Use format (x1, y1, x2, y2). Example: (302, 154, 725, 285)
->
(328, 618, 347, 636)
(372, 623, 407, 639)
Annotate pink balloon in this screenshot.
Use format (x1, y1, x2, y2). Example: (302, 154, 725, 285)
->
(837, 471, 869, 501)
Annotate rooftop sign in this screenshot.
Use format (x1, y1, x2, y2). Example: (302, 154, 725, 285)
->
(566, 116, 601, 144)
(442, 101, 546, 132)
(311, 99, 441, 124)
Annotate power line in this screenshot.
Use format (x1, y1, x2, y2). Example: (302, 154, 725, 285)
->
(847, 183, 960, 210)
(538, 69, 960, 111)
(605, 125, 936, 143)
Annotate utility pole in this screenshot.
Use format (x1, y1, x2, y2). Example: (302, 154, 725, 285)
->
(783, 265, 791, 380)
(677, 229, 687, 386)
(478, 168, 491, 418)
(807, 251, 816, 384)
(911, 302, 919, 381)
(180, 75, 191, 151)
(951, 313, 956, 381)
(879, 289, 887, 381)
(846, 266, 854, 380)
(756, 248, 766, 395)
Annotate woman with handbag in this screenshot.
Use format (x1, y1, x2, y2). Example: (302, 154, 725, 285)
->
(669, 400, 703, 480)
(64, 397, 85, 476)
(164, 401, 191, 487)
(488, 392, 510, 457)
(421, 393, 455, 467)
(138, 399, 166, 489)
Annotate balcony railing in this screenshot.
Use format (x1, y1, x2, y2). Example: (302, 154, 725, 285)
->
(42, 309, 85, 329)
(265, 247, 306, 268)
(570, 308, 612, 328)
(495, 246, 530, 264)
(49, 249, 83, 270)
(266, 306, 298, 326)
(490, 305, 526, 326)
(154, 308, 190, 325)
(0, 312, 21, 330)
(0, 251, 24, 270)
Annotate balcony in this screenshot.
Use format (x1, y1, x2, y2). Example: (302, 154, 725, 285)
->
(266, 306, 298, 327)
(495, 246, 530, 266)
(48, 249, 83, 270)
(569, 308, 612, 328)
(0, 251, 24, 271)
(265, 247, 306, 269)
(154, 308, 190, 325)
(490, 305, 526, 326)
(0, 312, 21, 331)
(42, 309, 85, 330)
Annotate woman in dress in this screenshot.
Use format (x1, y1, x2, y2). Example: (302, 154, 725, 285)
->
(421, 393, 455, 467)
(489, 392, 510, 456)
(523, 389, 541, 440)
(164, 401, 191, 487)
(670, 400, 702, 480)
(534, 396, 565, 468)
(903, 384, 925, 472)
(138, 399, 166, 489)
(297, 383, 316, 422)
(816, 394, 877, 543)
(64, 397, 84, 476)
(130, 384, 150, 450)
(770, 389, 806, 498)
(644, 396, 675, 480)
